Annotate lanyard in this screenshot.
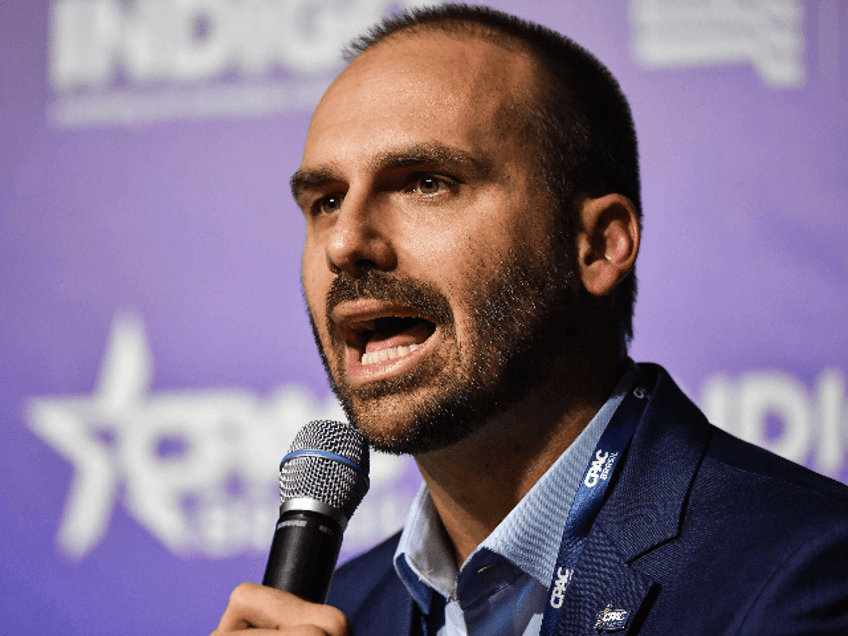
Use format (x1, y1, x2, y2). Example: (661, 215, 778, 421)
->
(539, 382, 649, 636)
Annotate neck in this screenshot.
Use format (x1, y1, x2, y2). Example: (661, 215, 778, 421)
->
(413, 355, 625, 566)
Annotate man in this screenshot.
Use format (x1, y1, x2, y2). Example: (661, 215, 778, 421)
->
(214, 5, 848, 635)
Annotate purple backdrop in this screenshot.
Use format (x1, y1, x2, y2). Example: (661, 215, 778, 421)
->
(2, 1, 846, 634)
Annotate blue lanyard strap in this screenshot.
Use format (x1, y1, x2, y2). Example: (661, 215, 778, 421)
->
(540, 382, 649, 636)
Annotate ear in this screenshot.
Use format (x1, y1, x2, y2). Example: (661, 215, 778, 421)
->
(576, 194, 640, 297)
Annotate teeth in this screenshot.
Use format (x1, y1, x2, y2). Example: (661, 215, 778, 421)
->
(361, 343, 419, 366)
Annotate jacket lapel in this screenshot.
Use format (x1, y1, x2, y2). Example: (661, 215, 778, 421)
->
(348, 563, 422, 636)
(553, 524, 656, 635)
(554, 365, 711, 635)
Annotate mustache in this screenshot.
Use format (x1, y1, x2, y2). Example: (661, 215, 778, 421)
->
(325, 270, 453, 327)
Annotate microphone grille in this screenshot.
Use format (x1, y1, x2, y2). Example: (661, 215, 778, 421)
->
(279, 420, 370, 521)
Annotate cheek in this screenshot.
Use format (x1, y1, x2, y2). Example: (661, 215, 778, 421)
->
(301, 254, 328, 322)
(435, 246, 498, 337)
(303, 287, 326, 337)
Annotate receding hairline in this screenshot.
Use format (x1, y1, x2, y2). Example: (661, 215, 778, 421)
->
(343, 18, 552, 97)
(339, 22, 556, 146)
(343, 16, 535, 62)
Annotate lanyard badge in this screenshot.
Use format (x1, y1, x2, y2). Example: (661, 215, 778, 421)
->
(539, 382, 649, 636)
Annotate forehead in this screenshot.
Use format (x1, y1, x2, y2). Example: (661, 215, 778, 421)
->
(301, 33, 538, 167)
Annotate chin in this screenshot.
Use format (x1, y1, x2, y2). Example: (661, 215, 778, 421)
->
(338, 371, 513, 456)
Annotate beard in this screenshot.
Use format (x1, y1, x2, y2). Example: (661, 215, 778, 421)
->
(307, 237, 579, 456)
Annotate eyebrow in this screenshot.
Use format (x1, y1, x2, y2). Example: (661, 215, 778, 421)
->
(290, 142, 493, 203)
(290, 166, 342, 204)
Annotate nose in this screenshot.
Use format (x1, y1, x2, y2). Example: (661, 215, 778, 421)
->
(325, 192, 397, 278)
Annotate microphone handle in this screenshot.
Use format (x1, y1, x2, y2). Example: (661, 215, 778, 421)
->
(262, 508, 344, 604)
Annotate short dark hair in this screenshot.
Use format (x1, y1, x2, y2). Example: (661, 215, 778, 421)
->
(343, 3, 641, 348)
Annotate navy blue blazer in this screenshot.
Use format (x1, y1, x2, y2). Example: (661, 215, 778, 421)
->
(327, 364, 848, 635)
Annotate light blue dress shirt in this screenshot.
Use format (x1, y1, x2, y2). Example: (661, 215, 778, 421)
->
(393, 362, 639, 636)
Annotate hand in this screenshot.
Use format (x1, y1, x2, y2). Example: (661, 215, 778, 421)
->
(211, 583, 350, 635)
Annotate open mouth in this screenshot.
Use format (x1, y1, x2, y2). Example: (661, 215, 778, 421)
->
(344, 314, 437, 368)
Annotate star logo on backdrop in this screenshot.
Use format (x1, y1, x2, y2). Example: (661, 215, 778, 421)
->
(27, 313, 409, 560)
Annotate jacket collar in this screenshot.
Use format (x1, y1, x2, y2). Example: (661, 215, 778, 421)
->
(598, 363, 711, 561)
(553, 363, 711, 635)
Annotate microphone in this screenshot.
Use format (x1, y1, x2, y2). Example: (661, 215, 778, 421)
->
(262, 420, 370, 603)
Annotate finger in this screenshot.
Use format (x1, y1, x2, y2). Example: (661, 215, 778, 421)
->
(215, 583, 349, 634)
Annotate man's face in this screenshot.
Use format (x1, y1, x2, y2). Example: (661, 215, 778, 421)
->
(294, 34, 580, 454)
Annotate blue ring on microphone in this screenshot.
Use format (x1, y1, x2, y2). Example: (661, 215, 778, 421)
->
(280, 449, 370, 484)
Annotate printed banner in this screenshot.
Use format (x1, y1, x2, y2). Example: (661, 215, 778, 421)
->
(2, 1, 846, 634)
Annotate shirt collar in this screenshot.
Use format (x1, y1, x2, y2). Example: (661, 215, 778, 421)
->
(394, 360, 640, 609)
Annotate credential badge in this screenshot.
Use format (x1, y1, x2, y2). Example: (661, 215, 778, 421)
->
(594, 603, 630, 632)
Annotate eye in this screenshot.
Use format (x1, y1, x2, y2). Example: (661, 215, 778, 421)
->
(316, 194, 343, 215)
(418, 176, 442, 194)
(411, 174, 453, 196)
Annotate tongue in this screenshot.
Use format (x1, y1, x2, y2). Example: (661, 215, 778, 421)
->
(364, 319, 434, 354)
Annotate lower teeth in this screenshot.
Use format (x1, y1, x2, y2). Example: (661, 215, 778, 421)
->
(361, 343, 419, 366)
